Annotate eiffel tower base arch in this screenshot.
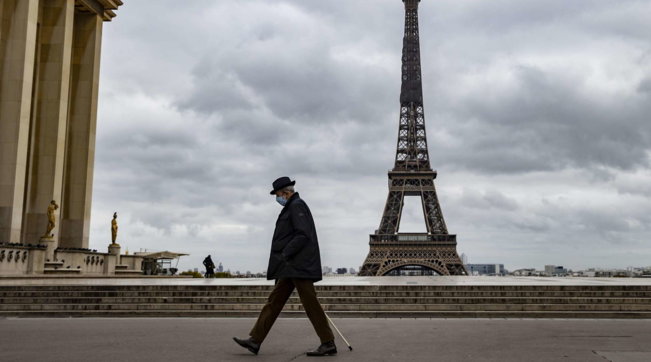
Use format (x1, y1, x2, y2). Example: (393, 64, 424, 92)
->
(359, 234, 467, 276)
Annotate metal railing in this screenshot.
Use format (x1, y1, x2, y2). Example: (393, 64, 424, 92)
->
(369, 233, 456, 244)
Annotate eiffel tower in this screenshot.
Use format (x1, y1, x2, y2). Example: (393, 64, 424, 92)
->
(359, 0, 467, 276)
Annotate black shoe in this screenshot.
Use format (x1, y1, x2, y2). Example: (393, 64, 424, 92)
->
(306, 340, 337, 356)
(233, 337, 260, 355)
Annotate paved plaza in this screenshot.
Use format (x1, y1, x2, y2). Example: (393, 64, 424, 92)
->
(2, 276, 650, 360)
(1, 318, 650, 362)
(2, 275, 651, 286)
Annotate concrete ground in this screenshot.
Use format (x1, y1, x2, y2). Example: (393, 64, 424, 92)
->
(2, 275, 651, 286)
(1, 318, 650, 362)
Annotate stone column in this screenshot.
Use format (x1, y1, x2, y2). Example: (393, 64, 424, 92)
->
(0, 0, 39, 243)
(59, 12, 103, 249)
(21, 0, 75, 244)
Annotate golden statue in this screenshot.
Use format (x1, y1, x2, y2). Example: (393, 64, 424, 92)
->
(111, 212, 118, 244)
(42, 200, 59, 238)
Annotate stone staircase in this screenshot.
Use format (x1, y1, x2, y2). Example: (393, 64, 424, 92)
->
(1, 284, 650, 318)
(114, 265, 143, 276)
(43, 261, 81, 275)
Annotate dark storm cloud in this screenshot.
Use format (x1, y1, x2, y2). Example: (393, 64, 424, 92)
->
(177, 27, 397, 127)
(415, 0, 651, 175)
(638, 78, 651, 94)
(91, 0, 651, 272)
(434, 65, 651, 174)
(458, 189, 519, 211)
(173, 0, 651, 177)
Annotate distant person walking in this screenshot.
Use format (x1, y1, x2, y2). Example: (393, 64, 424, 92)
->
(233, 177, 336, 356)
(203, 255, 215, 278)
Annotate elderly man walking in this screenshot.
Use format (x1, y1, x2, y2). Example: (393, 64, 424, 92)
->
(233, 177, 336, 356)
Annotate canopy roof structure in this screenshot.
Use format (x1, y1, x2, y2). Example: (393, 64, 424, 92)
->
(134, 251, 189, 260)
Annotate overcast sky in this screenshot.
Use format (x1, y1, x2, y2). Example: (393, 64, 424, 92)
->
(90, 0, 651, 274)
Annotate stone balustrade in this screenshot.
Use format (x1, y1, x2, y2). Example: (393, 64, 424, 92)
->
(0, 242, 143, 276)
(0, 243, 46, 275)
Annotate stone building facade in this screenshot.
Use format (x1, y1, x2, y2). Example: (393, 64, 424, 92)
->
(0, 0, 143, 275)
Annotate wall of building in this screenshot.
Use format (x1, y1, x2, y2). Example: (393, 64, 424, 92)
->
(120, 255, 143, 271)
(0, 1, 129, 277)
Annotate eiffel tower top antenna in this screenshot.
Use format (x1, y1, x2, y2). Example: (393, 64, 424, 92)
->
(400, 0, 423, 104)
(395, 0, 431, 172)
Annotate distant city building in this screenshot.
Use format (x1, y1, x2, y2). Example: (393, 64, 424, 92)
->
(461, 253, 468, 265)
(322, 266, 333, 275)
(579, 268, 634, 278)
(466, 264, 506, 276)
(544, 265, 568, 276)
(509, 266, 651, 278)
(511, 268, 537, 276)
(348, 268, 357, 275)
(218, 262, 224, 273)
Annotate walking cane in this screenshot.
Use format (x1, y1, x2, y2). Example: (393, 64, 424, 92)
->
(324, 313, 353, 351)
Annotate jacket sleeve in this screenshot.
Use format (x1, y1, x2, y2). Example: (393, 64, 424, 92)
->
(282, 202, 312, 260)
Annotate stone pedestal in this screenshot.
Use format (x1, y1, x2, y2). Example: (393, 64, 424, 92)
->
(27, 248, 45, 274)
(108, 243, 120, 265)
(40, 237, 57, 262)
(103, 254, 116, 275)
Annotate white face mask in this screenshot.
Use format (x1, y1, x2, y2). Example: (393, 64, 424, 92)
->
(276, 195, 287, 206)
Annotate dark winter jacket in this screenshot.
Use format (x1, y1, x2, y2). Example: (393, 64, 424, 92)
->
(266, 193, 322, 281)
(203, 256, 215, 269)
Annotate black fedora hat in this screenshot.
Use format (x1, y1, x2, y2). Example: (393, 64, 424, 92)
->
(270, 176, 296, 195)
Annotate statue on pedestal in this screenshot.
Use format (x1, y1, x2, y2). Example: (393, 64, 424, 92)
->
(111, 212, 118, 244)
(41, 200, 59, 239)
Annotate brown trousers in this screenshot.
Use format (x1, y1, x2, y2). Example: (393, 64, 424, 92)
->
(250, 278, 334, 344)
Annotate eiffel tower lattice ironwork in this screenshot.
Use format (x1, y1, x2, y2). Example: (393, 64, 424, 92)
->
(359, 0, 467, 276)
